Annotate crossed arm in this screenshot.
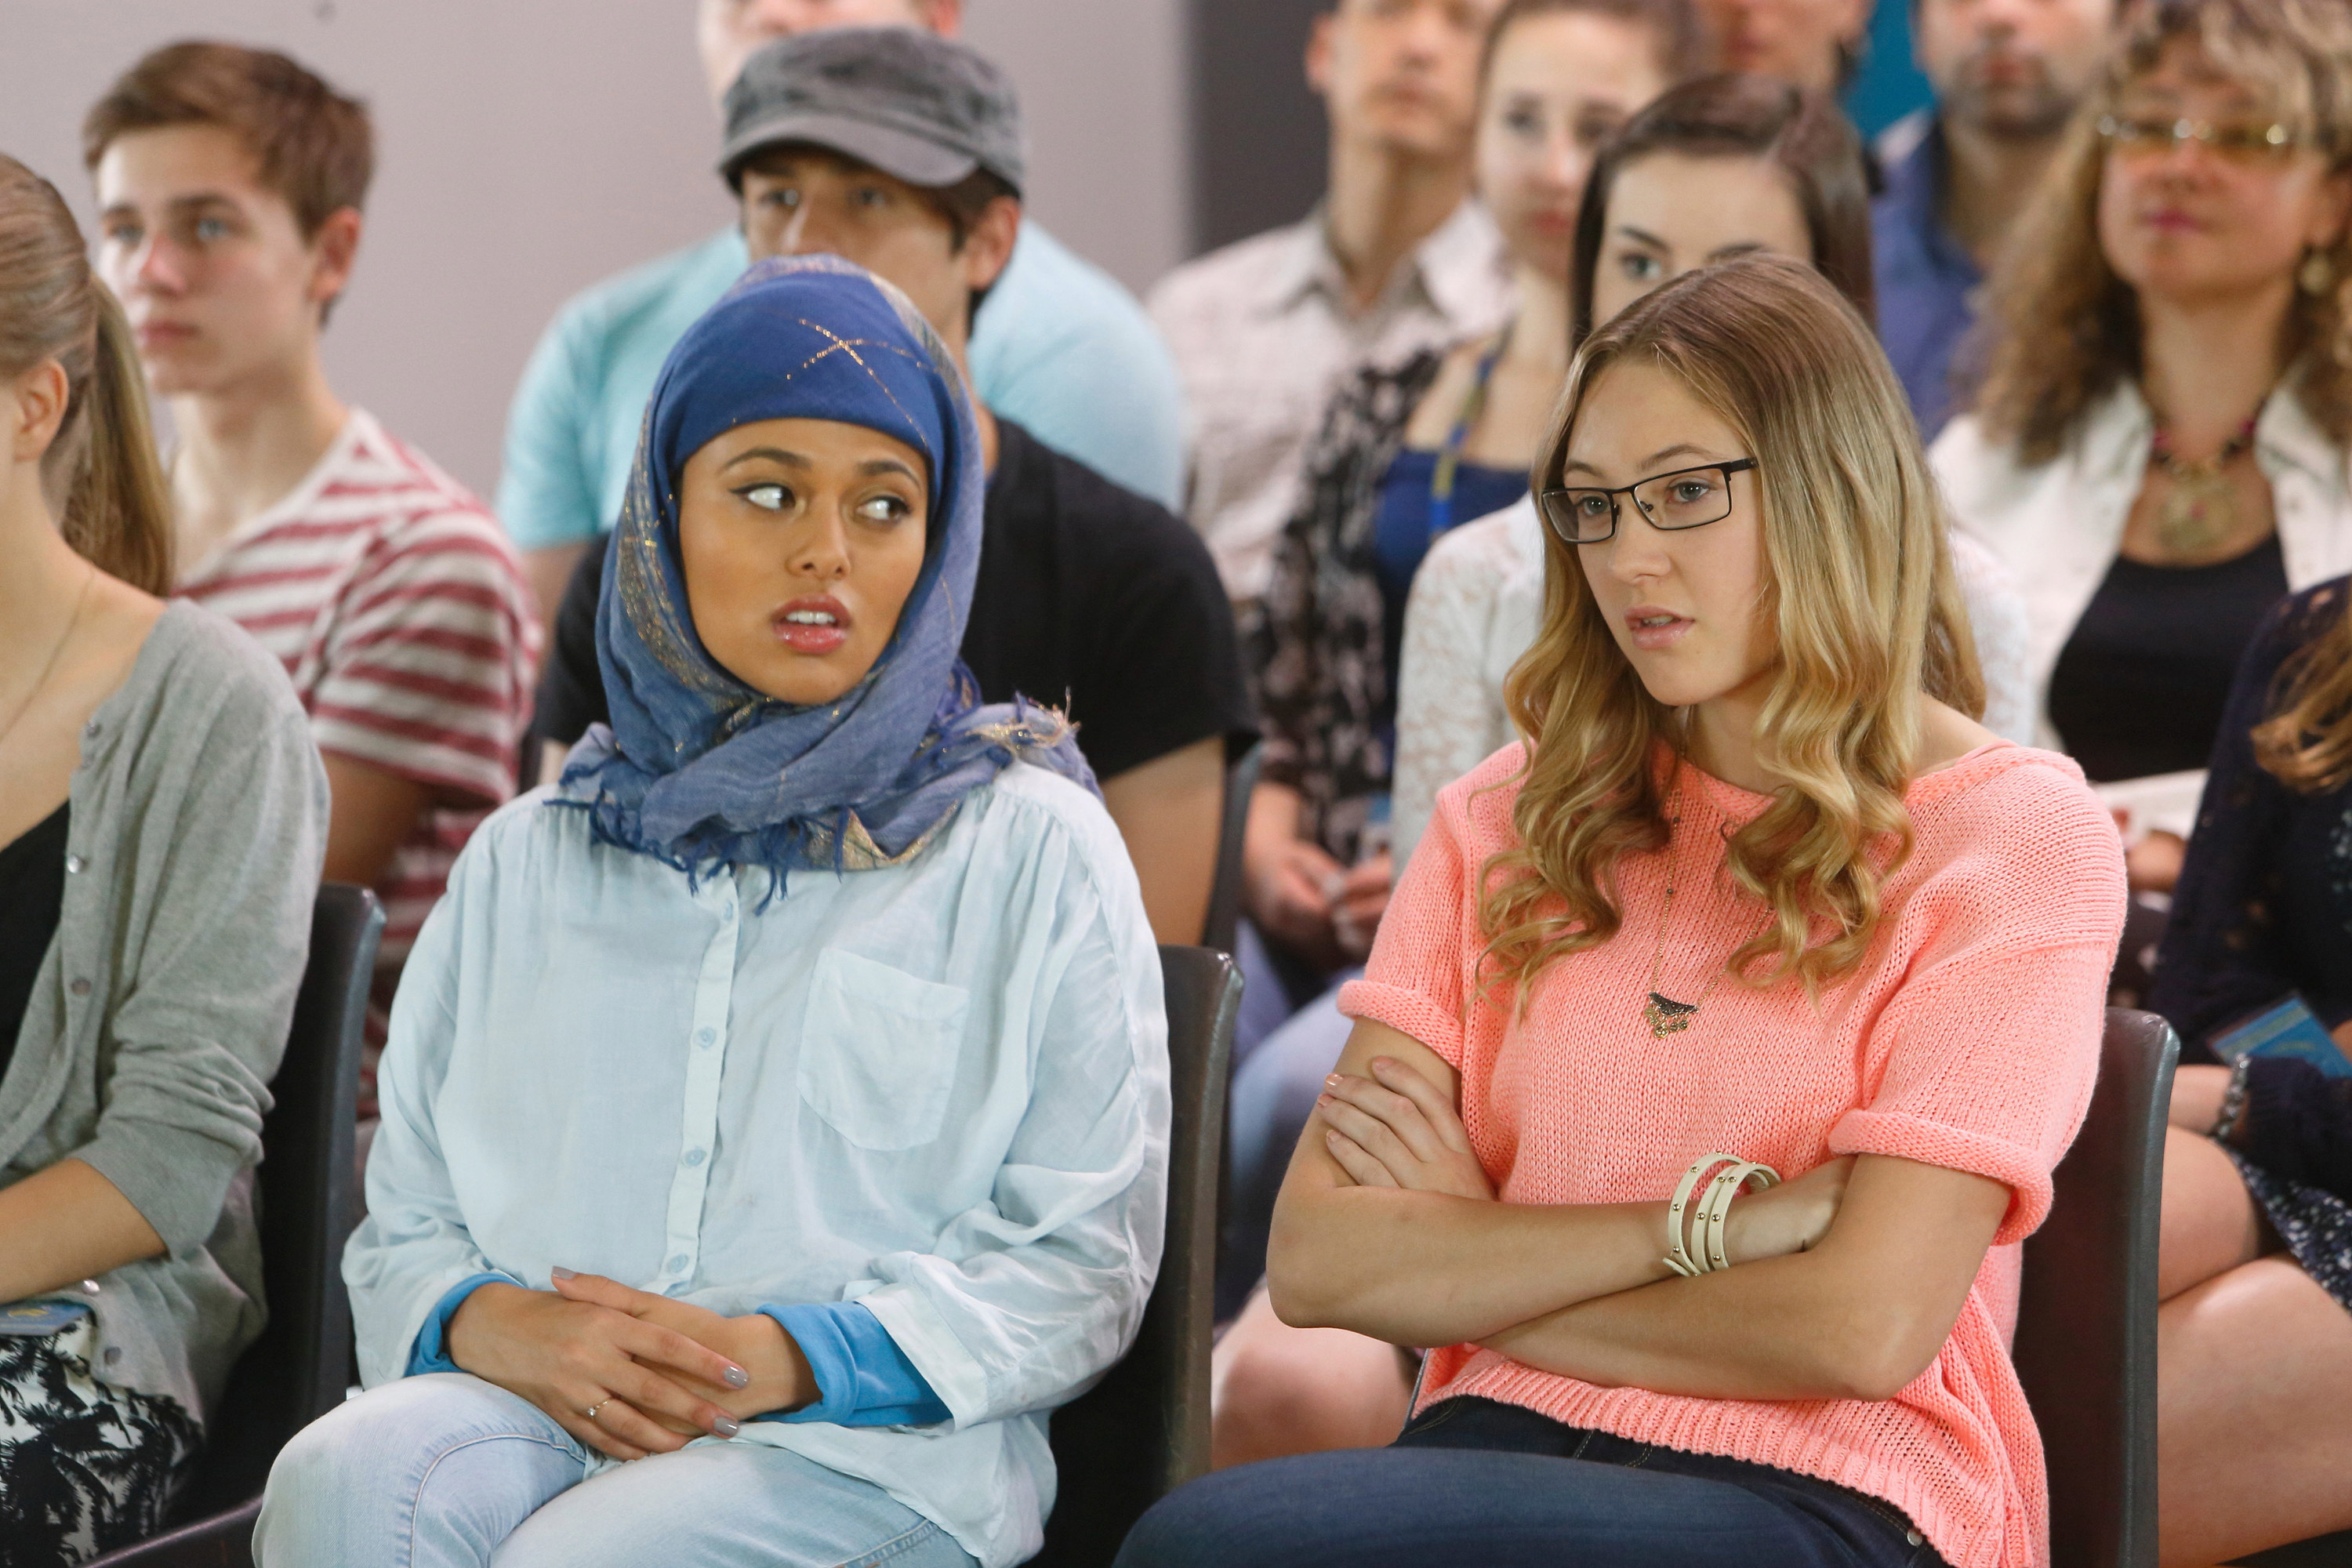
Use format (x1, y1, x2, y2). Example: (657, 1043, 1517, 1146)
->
(1268, 1018, 2012, 1404)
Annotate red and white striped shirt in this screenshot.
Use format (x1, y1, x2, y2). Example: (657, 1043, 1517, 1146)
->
(178, 410, 540, 1115)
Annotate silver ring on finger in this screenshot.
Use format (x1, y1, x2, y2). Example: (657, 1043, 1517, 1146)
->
(583, 1400, 608, 1422)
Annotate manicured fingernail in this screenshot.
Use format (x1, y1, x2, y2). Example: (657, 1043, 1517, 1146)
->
(1372, 1057, 1393, 1070)
(723, 1365, 750, 1389)
(714, 1416, 741, 1437)
(1325, 1074, 1342, 1087)
(551, 1266, 577, 1280)
(1316, 1093, 1333, 1105)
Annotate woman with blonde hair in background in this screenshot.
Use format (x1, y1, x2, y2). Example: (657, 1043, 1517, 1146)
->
(1120, 254, 2123, 1568)
(1933, 0, 2352, 899)
(0, 153, 326, 1564)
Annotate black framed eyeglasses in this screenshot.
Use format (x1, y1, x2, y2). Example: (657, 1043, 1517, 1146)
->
(1538, 458, 1758, 545)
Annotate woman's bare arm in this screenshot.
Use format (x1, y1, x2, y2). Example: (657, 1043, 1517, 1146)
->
(0, 1158, 164, 1303)
(1265, 1018, 1840, 1345)
(1480, 1153, 2010, 1402)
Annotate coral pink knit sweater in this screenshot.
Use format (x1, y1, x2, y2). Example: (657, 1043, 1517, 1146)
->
(1338, 740, 2126, 1568)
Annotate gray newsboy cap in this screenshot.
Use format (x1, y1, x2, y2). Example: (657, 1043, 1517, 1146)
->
(719, 27, 1027, 195)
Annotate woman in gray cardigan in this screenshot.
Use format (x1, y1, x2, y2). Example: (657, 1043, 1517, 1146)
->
(0, 157, 327, 1564)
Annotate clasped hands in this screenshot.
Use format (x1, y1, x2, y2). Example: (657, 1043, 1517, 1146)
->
(1316, 1058, 1854, 1266)
(446, 1269, 816, 1461)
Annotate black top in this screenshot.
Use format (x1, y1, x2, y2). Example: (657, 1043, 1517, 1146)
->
(2151, 577, 2352, 1200)
(0, 800, 71, 1085)
(534, 419, 1256, 782)
(2047, 532, 2289, 782)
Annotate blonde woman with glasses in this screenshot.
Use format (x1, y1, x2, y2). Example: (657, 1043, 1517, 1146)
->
(1117, 255, 2124, 1568)
(1933, 0, 2352, 898)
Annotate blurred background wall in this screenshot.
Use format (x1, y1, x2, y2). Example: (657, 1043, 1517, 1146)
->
(0, 0, 1189, 500)
(2, 0, 1920, 506)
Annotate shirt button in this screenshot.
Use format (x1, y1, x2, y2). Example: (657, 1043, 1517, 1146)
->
(103, 1347, 122, 1367)
(83, 719, 102, 739)
(65, 855, 86, 875)
(695, 1027, 716, 1047)
(681, 1148, 706, 1167)
(1906, 1530, 1923, 1546)
(666, 1254, 689, 1272)
(69, 978, 91, 997)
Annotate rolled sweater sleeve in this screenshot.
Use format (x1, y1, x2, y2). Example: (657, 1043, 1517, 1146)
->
(1338, 755, 1493, 1065)
(1830, 766, 2129, 1244)
(74, 657, 329, 1252)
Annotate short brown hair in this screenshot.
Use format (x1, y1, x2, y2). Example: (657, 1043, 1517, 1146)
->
(1570, 74, 1876, 347)
(1479, 0, 1709, 99)
(82, 41, 373, 240)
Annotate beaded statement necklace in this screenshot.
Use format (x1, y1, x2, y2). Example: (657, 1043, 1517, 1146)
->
(2149, 412, 2259, 556)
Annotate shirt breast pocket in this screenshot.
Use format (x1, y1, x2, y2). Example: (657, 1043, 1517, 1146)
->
(797, 947, 971, 1152)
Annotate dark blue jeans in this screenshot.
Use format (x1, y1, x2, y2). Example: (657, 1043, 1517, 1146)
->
(1115, 1397, 1950, 1568)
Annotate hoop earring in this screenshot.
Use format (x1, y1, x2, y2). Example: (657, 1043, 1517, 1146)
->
(2299, 247, 2337, 296)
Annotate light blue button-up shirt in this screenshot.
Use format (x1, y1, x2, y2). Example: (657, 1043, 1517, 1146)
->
(346, 761, 1171, 1568)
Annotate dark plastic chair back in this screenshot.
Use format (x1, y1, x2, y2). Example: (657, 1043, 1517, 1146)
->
(2236, 1537, 2352, 1566)
(1029, 946, 1241, 1567)
(85, 884, 382, 1568)
(2012, 1007, 2176, 1568)
(1202, 744, 1261, 954)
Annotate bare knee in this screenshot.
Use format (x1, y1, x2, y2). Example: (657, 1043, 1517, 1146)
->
(1210, 1299, 1410, 1470)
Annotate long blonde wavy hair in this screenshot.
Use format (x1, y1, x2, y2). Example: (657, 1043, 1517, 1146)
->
(1479, 255, 1984, 1003)
(1973, 0, 2352, 462)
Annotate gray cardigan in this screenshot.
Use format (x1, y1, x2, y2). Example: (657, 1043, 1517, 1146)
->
(0, 601, 327, 1424)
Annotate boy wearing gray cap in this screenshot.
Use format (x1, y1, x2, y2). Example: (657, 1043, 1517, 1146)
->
(533, 27, 1254, 953)
(496, 0, 1186, 625)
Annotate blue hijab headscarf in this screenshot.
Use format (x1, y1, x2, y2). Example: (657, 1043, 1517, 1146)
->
(562, 253, 1094, 884)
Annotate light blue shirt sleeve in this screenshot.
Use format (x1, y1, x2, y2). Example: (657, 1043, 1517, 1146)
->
(758, 1301, 949, 1426)
(495, 299, 607, 554)
(970, 221, 1187, 510)
(495, 230, 750, 552)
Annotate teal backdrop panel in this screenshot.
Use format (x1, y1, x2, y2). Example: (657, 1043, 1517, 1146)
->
(1845, 0, 1935, 141)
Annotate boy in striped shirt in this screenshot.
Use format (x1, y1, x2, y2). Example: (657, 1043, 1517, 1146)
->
(86, 43, 540, 1120)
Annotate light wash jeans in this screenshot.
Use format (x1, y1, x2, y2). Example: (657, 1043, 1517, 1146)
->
(254, 1373, 978, 1568)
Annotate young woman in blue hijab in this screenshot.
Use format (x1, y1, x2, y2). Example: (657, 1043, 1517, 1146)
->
(254, 256, 1171, 1568)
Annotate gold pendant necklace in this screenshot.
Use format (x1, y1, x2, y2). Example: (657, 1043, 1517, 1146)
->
(2150, 414, 2258, 557)
(1642, 880, 1727, 1036)
(1641, 802, 1732, 1038)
